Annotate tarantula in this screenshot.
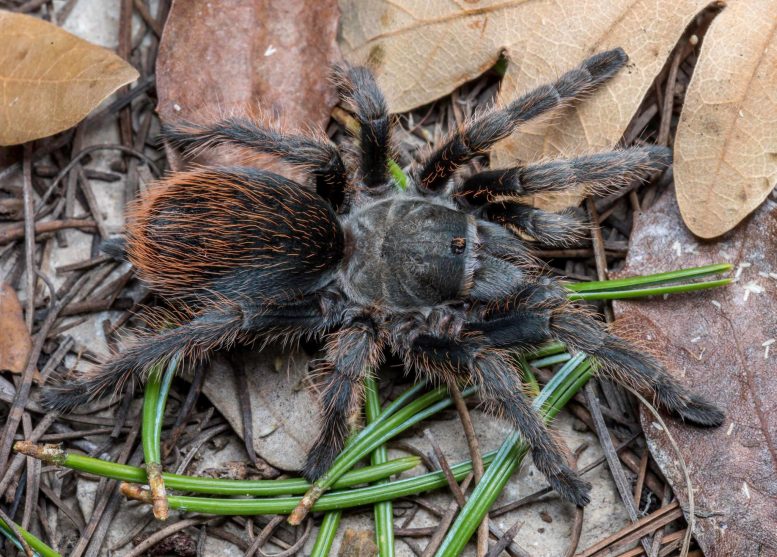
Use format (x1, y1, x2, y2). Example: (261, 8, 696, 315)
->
(44, 48, 724, 506)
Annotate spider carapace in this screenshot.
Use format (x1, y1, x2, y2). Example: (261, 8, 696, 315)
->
(45, 48, 724, 506)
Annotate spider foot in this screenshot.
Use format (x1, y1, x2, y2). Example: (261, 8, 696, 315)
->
(665, 391, 725, 427)
(301, 441, 340, 482)
(547, 465, 592, 507)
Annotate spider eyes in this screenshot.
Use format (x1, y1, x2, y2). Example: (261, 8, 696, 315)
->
(450, 236, 466, 255)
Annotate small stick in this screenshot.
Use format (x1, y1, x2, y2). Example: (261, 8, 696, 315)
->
(22, 144, 35, 331)
(0, 219, 97, 244)
(450, 384, 488, 557)
(483, 519, 523, 557)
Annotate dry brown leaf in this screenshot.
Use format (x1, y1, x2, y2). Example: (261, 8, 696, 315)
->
(0, 11, 138, 146)
(614, 191, 777, 554)
(201, 348, 318, 471)
(675, 0, 777, 238)
(156, 0, 340, 128)
(340, 0, 709, 209)
(0, 283, 31, 373)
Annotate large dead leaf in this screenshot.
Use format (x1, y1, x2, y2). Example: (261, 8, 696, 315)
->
(201, 347, 318, 471)
(156, 0, 340, 127)
(0, 11, 138, 146)
(613, 192, 777, 554)
(340, 0, 709, 209)
(675, 0, 777, 238)
(0, 283, 31, 373)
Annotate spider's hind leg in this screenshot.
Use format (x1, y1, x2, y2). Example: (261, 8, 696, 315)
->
(162, 118, 348, 208)
(42, 306, 246, 412)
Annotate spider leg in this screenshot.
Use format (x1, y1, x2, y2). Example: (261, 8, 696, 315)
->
(475, 282, 725, 427)
(333, 65, 392, 189)
(400, 326, 591, 506)
(162, 118, 348, 208)
(43, 296, 338, 412)
(303, 317, 382, 481)
(457, 146, 671, 205)
(486, 203, 588, 247)
(42, 306, 246, 412)
(416, 48, 628, 192)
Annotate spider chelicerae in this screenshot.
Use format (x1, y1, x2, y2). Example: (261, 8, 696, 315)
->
(44, 48, 724, 506)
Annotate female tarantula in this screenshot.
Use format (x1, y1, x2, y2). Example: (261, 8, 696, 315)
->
(45, 48, 724, 506)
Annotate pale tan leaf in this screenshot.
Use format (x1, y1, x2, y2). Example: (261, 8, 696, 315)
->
(0, 11, 138, 146)
(340, 0, 708, 210)
(675, 0, 777, 238)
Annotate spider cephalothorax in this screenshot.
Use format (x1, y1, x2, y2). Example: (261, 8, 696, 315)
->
(44, 49, 724, 506)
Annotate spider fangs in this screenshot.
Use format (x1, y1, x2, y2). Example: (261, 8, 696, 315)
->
(44, 48, 724, 507)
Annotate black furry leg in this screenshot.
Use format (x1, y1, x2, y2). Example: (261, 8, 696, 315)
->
(486, 203, 588, 247)
(481, 280, 725, 428)
(458, 146, 671, 205)
(406, 333, 591, 506)
(162, 118, 348, 208)
(550, 308, 724, 427)
(42, 307, 246, 412)
(303, 319, 381, 481)
(333, 65, 391, 189)
(417, 48, 628, 192)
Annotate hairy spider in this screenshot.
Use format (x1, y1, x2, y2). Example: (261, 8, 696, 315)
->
(44, 48, 724, 506)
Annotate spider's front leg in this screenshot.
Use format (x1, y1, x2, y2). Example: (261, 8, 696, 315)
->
(398, 320, 592, 506)
(333, 64, 392, 189)
(303, 316, 383, 481)
(416, 48, 628, 193)
(459, 147, 671, 246)
(475, 281, 725, 427)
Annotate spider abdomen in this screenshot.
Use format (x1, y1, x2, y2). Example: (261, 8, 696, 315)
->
(127, 167, 344, 305)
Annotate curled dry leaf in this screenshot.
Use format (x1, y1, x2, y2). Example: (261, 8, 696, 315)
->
(340, 0, 709, 209)
(675, 0, 777, 238)
(156, 0, 341, 127)
(0, 11, 138, 146)
(0, 283, 31, 374)
(613, 191, 777, 554)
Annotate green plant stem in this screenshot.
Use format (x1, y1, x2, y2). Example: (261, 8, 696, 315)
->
(568, 278, 731, 301)
(565, 263, 731, 292)
(122, 452, 497, 514)
(141, 355, 178, 520)
(434, 354, 591, 557)
(309, 511, 341, 557)
(0, 514, 61, 557)
(12, 442, 421, 496)
(366, 377, 394, 557)
(289, 384, 478, 524)
(120, 355, 593, 518)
